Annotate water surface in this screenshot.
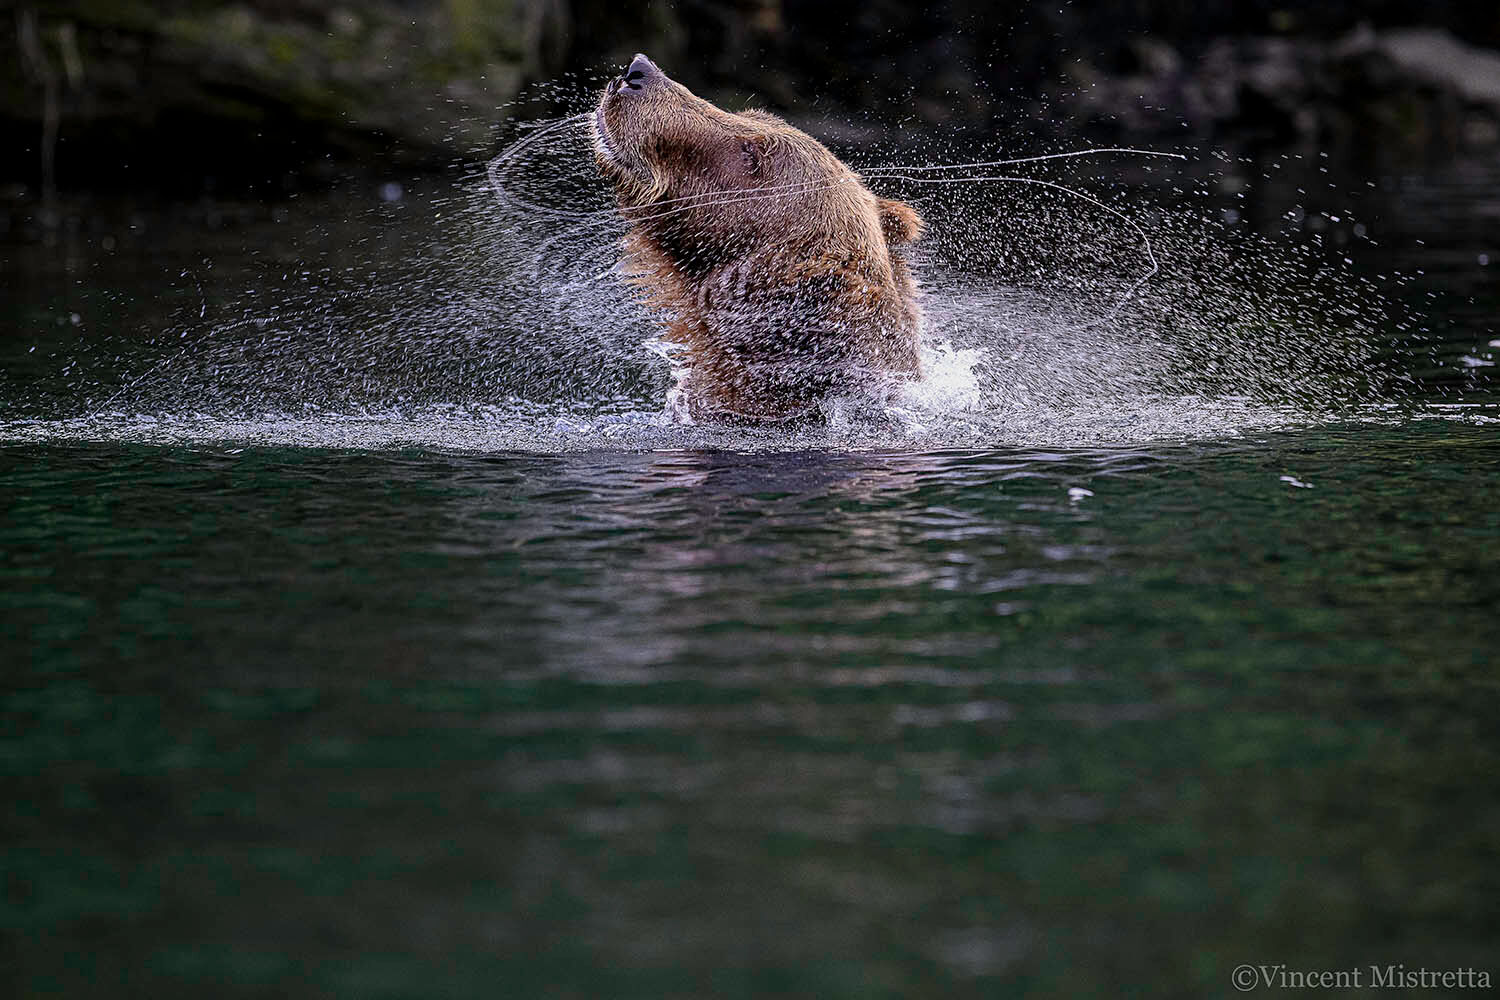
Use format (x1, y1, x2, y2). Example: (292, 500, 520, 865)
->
(2, 143, 1498, 996)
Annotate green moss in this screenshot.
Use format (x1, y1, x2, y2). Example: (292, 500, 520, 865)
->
(0, 1, 533, 169)
(263, 32, 302, 69)
(446, 0, 529, 63)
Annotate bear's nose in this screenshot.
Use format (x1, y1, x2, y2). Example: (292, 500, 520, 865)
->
(621, 53, 660, 91)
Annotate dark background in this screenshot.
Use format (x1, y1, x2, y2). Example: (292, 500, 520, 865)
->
(4, 1, 1500, 197)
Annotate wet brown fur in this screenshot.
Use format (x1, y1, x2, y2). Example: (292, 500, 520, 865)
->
(593, 57, 924, 422)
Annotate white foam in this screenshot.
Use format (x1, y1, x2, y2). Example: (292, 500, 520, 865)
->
(898, 337, 986, 414)
(3, 401, 1492, 454)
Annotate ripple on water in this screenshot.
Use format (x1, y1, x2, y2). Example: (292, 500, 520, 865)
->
(0, 399, 1492, 453)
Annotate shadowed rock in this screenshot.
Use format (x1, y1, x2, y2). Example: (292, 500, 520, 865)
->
(2, 1, 568, 189)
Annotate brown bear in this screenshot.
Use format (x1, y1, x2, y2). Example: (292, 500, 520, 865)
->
(592, 54, 925, 422)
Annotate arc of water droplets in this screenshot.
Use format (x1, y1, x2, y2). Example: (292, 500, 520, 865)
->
(590, 174, 1173, 333)
(490, 115, 1185, 219)
(863, 171, 1166, 331)
(858, 149, 1188, 330)
(87, 316, 276, 419)
(487, 114, 602, 220)
(489, 115, 885, 223)
(491, 118, 1191, 329)
(855, 147, 1187, 172)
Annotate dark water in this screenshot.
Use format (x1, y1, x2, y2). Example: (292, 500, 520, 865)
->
(2, 142, 1499, 996)
(4, 428, 1499, 997)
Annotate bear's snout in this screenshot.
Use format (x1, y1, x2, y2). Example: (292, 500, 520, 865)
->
(610, 53, 663, 95)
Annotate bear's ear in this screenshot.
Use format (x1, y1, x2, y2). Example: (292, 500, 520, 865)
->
(878, 198, 924, 246)
(740, 136, 769, 176)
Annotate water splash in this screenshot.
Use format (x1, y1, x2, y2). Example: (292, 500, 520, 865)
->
(4, 85, 1423, 451)
(2, 401, 1493, 454)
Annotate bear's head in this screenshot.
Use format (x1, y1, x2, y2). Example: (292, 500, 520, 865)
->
(592, 54, 922, 272)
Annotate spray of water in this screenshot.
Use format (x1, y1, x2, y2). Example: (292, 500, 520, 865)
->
(1, 84, 1430, 451)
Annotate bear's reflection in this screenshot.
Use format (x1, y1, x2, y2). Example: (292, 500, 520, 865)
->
(412, 448, 1106, 681)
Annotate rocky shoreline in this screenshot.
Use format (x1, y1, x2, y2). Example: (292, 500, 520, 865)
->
(1067, 26, 1500, 152)
(3, 1, 569, 192)
(3, 3, 1498, 196)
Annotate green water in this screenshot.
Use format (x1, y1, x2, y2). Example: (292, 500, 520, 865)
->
(3, 144, 1499, 995)
(3, 425, 1498, 997)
